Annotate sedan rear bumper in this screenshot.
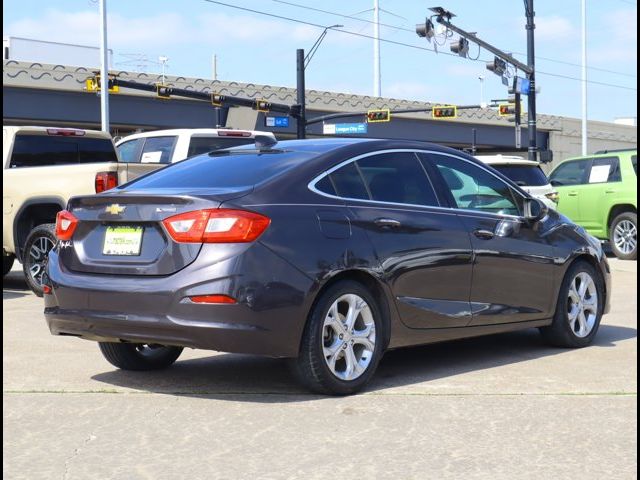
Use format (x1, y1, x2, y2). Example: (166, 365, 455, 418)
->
(44, 243, 314, 358)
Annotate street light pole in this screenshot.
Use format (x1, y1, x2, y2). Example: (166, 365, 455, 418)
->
(296, 25, 343, 139)
(99, 0, 109, 133)
(373, 0, 381, 97)
(581, 0, 588, 155)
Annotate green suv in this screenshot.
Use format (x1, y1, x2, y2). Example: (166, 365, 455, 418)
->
(549, 150, 637, 260)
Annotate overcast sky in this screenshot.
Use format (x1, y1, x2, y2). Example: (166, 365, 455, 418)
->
(3, 0, 638, 122)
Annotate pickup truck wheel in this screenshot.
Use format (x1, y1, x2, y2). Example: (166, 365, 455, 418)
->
(98, 343, 183, 371)
(3, 255, 15, 277)
(22, 223, 57, 296)
(610, 212, 637, 260)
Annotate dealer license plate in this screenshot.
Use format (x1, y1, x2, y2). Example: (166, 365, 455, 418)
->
(102, 226, 144, 256)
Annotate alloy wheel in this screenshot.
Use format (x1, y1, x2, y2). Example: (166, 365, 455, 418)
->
(567, 272, 599, 338)
(322, 294, 376, 381)
(28, 236, 55, 287)
(613, 220, 637, 256)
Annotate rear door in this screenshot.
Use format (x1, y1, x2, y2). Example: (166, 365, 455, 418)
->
(425, 152, 556, 326)
(578, 156, 622, 237)
(315, 150, 474, 329)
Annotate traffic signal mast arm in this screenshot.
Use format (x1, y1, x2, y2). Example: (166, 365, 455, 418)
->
(305, 105, 483, 127)
(433, 15, 533, 76)
(89, 75, 295, 116)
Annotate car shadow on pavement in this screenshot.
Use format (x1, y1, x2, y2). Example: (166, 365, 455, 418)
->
(2, 270, 30, 300)
(91, 323, 636, 402)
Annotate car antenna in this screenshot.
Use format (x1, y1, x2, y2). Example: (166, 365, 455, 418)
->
(255, 135, 278, 151)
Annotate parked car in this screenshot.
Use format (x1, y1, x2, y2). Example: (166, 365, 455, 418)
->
(549, 150, 637, 260)
(45, 138, 611, 395)
(2, 126, 121, 294)
(476, 155, 558, 209)
(115, 128, 277, 182)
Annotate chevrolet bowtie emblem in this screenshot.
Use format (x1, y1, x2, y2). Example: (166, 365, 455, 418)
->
(105, 204, 126, 215)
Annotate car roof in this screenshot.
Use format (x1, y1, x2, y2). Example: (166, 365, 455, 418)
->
(475, 155, 540, 166)
(563, 150, 638, 162)
(116, 128, 275, 144)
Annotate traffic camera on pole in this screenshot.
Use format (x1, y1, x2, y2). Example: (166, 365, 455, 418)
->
(432, 105, 457, 119)
(415, 18, 436, 42)
(486, 57, 507, 77)
(367, 109, 391, 123)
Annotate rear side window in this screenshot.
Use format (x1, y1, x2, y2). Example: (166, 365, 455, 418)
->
(328, 162, 369, 200)
(588, 157, 621, 184)
(126, 150, 315, 189)
(550, 160, 591, 186)
(631, 155, 637, 176)
(116, 138, 143, 163)
(187, 136, 255, 157)
(140, 136, 177, 164)
(356, 153, 439, 206)
(491, 165, 549, 187)
(9, 134, 117, 168)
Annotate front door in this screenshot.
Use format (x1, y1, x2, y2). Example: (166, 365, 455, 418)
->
(425, 152, 557, 326)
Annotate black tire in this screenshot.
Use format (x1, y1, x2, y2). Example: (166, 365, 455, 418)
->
(98, 343, 183, 371)
(609, 212, 637, 260)
(3, 255, 15, 277)
(540, 261, 605, 348)
(292, 280, 385, 396)
(22, 223, 57, 297)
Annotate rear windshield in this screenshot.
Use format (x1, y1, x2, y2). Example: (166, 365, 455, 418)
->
(9, 134, 117, 168)
(187, 136, 255, 157)
(491, 165, 549, 187)
(124, 150, 314, 189)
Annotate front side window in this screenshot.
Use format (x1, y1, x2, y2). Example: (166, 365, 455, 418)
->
(116, 138, 143, 163)
(588, 157, 621, 184)
(140, 136, 177, 164)
(549, 159, 591, 186)
(425, 154, 522, 216)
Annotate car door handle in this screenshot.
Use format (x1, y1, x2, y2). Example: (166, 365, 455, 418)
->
(605, 189, 618, 194)
(568, 191, 579, 197)
(473, 229, 495, 240)
(374, 218, 401, 229)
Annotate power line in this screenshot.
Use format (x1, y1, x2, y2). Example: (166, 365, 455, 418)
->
(203, 0, 637, 92)
(273, 0, 637, 79)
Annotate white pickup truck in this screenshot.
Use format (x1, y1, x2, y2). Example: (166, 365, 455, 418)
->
(3, 126, 277, 295)
(2, 126, 124, 295)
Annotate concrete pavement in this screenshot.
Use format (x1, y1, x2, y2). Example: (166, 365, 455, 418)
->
(3, 259, 637, 479)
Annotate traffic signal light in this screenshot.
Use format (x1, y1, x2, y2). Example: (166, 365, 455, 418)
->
(498, 104, 517, 117)
(367, 109, 391, 123)
(254, 100, 271, 112)
(450, 37, 469, 57)
(486, 57, 507, 76)
(415, 18, 435, 42)
(432, 105, 457, 119)
(85, 75, 119, 93)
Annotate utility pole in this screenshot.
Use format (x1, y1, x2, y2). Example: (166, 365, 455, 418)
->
(581, 0, 588, 155)
(99, 0, 109, 133)
(373, 0, 382, 97)
(296, 48, 306, 139)
(525, 0, 538, 162)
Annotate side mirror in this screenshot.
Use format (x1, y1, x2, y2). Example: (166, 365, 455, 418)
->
(524, 197, 549, 222)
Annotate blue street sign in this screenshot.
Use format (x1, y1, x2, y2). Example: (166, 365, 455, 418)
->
(265, 116, 290, 128)
(514, 77, 531, 95)
(324, 123, 368, 135)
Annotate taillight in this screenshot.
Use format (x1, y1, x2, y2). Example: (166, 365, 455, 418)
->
(55, 210, 79, 241)
(46, 128, 85, 137)
(162, 209, 270, 243)
(95, 171, 118, 193)
(217, 130, 251, 138)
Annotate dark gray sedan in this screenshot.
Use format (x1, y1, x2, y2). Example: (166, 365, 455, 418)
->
(45, 139, 611, 395)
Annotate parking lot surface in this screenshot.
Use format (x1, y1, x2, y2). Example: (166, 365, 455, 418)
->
(3, 259, 637, 479)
